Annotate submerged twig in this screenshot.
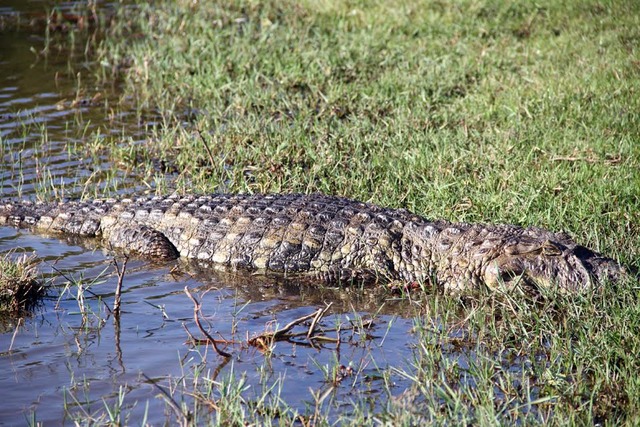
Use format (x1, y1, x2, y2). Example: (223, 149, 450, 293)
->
(184, 286, 232, 358)
(113, 310, 124, 372)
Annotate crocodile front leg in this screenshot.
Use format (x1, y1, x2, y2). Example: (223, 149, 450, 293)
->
(105, 225, 179, 259)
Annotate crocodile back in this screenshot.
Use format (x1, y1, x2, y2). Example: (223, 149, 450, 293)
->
(141, 193, 421, 281)
(0, 193, 425, 281)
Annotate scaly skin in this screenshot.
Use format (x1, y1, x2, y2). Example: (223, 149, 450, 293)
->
(0, 193, 626, 291)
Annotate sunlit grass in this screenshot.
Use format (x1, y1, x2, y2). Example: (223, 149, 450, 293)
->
(95, 0, 639, 266)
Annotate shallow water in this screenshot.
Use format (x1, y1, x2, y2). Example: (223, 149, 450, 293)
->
(1, 225, 435, 423)
(0, 2, 435, 424)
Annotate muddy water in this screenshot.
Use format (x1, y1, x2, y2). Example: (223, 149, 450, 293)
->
(0, 2, 442, 424)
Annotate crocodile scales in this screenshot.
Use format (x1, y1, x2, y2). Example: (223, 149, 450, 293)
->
(0, 193, 625, 291)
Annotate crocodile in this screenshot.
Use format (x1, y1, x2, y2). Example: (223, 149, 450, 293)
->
(0, 193, 626, 292)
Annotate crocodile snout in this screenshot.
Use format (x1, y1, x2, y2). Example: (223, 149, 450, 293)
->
(483, 239, 623, 291)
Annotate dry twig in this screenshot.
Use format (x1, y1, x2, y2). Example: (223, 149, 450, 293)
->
(307, 303, 333, 341)
(113, 256, 128, 315)
(184, 286, 232, 358)
(248, 304, 336, 351)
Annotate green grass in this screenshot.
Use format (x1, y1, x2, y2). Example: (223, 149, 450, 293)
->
(387, 285, 640, 425)
(17, 0, 640, 424)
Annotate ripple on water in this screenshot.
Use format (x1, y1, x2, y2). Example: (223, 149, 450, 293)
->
(0, 1, 161, 200)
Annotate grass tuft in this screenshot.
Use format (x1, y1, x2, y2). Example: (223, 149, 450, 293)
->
(0, 253, 45, 315)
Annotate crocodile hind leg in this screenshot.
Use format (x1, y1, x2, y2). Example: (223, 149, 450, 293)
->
(106, 225, 179, 259)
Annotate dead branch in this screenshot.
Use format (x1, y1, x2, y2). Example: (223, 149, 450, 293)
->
(184, 286, 232, 358)
(248, 310, 318, 349)
(183, 322, 238, 347)
(113, 256, 128, 315)
(307, 302, 332, 341)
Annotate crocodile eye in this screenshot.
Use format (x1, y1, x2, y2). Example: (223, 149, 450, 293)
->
(542, 240, 563, 256)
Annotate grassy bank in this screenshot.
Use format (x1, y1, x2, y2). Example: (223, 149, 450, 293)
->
(61, 0, 640, 424)
(96, 0, 639, 263)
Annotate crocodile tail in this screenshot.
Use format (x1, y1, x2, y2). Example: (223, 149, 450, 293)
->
(0, 199, 180, 258)
(0, 200, 104, 236)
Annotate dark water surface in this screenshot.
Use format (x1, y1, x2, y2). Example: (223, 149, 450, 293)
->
(0, 2, 436, 424)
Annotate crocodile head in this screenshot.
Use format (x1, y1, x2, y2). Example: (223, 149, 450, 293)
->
(482, 238, 625, 292)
